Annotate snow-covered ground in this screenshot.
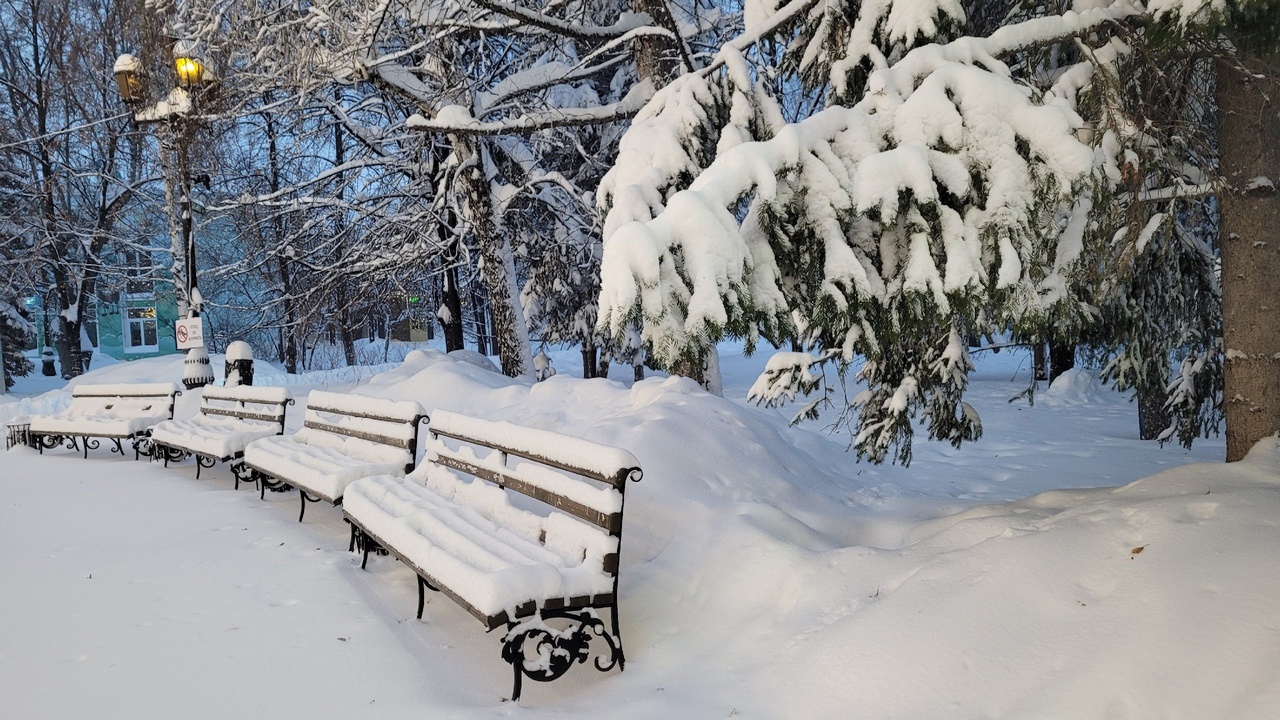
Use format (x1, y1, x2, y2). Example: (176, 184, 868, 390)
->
(2, 343, 1277, 718)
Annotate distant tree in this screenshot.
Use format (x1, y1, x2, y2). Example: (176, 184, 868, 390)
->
(0, 0, 148, 378)
(177, 0, 726, 379)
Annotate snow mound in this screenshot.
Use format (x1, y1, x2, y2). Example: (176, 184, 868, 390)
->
(1040, 367, 1105, 406)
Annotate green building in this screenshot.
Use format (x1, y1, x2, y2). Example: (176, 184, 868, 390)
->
(95, 278, 181, 361)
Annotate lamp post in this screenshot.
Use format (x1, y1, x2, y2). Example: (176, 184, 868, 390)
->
(113, 44, 214, 389)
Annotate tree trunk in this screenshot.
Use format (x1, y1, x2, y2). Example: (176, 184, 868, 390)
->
(1137, 386, 1171, 441)
(582, 341, 598, 379)
(441, 261, 465, 352)
(1032, 341, 1048, 381)
(632, 0, 686, 84)
(332, 98, 357, 368)
(1048, 340, 1075, 383)
(469, 281, 489, 356)
(1217, 52, 1280, 461)
(456, 137, 531, 377)
(339, 313, 357, 366)
(266, 107, 297, 374)
(704, 346, 723, 397)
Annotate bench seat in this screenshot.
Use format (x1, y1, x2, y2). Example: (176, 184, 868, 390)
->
(28, 383, 181, 458)
(244, 428, 410, 503)
(30, 410, 166, 438)
(150, 415, 282, 460)
(345, 470, 616, 625)
(149, 384, 294, 479)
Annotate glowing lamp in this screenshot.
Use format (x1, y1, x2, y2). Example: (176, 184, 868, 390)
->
(174, 55, 206, 89)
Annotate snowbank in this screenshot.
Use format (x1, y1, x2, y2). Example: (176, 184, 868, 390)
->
(3, 347, 1275, 718)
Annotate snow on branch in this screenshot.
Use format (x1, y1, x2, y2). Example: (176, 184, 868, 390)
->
(471, 0, 658, 42)
(406, 81, 655, 136)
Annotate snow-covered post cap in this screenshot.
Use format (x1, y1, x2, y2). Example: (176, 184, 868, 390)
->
(225, 341, 254, 387)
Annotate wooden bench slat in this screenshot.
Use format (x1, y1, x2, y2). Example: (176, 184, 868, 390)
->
(308, 405, 423, 426)
(433, 454, 622, 534)
(303, 419, 414, 450)
(430, 427, 632, 488)
(202, 407, 286, 424)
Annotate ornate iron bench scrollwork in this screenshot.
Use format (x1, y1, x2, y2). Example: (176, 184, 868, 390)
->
(501, 609, 623, 701)
(131, 434, 156, 460)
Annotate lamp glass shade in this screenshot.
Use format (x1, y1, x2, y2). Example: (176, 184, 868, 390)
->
(114, 68, 141, 103)
(174, 56, 205, 88)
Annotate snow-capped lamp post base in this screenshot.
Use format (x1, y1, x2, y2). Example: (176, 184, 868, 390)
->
(183, 345, 214, 391)
(178, 289, 212, 391)
(41, 347, 56, 377)
(224, 341, 254, 387)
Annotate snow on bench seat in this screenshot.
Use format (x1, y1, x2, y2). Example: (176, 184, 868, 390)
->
(242, 390, 426, 521)
(149, 385, 294, 479)
(342, 410, 643, 701)
(344, 467, 619, 624)
(151, 414, 281, 459)
(28, 383, 180, 458)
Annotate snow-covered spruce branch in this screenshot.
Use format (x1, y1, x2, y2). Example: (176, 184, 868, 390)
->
(591, 1, 1157, 462)
(1123, 181, 1222, 203)
(406, 81, 655, 136)
(600, 1, 1149, 336)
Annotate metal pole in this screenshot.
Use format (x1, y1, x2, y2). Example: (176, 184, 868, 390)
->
(177, 117, 212, 390)
(179, 121, 196, 313)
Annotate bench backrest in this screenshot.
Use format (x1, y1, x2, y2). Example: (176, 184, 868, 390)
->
(200, 385, 294, 429)
(303, 390, 427, 472)
(425, 410, 642, 577)
(68, 383, 181, 418)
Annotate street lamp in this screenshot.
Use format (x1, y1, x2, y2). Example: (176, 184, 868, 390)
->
(113, 42, 214, 390)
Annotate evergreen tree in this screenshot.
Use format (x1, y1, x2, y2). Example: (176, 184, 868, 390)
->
(1, 303, 35, 391)
(598, 1, 1135, 463)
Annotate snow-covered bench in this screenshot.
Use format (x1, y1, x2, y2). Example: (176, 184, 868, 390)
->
(242, 390, 427, 522)
(342, 410, 643, 702)
(150, 385, 295, 480)
(28, 383, 181, 459)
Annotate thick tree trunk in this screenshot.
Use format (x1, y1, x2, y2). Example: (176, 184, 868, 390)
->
(339, 314, 357, 366)
(1032, 341, 1048, 381)
(1049, 340, 1075, 383)
(1217, 52, 1280, 461)
(441, 261, 465, 352)
(633, 0, 682, 85)
(456, 137, 531, 378)
(280, 262, 298, 375)
(333, 108, 357, 368)
(582, 341, 598, 379)
(1137, 386, 1171, 441)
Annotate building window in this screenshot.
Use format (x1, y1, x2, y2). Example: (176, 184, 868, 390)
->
(121, 246, 154, 299)
(124, 306, 158, 353)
